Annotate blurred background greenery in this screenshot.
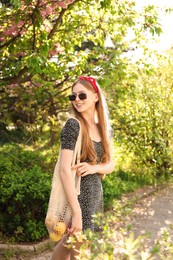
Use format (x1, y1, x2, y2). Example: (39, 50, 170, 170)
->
(0, 0, 173, 243)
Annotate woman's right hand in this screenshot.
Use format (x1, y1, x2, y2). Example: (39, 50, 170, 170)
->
(68, 208, 82, 235)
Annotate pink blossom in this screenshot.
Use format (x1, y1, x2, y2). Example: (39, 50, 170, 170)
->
(40, 5, 53, 17)
(44, 24, 51, 32)
(0, 37, 6, 42)
(49, 49, 58, 56)
(53, 43, 59, 48)
(17, 52, 25, 58)
(35, 83, 42, 87)
(54, 43, 64, 52)
(17, 20, 24, 28)
(20, 29, 26, 35)
(21, 4, 26, 11)
(5, 26, 19, 36)
(45, 6, 53, 15)
(66, 0, 75, 4)
(38, 0, 45, 7)
(8, 84, 18, 88)
(49, 43, 64, 56)
(58, 2, 67, 8)
(26, 89, 33, 93)
(40, 10, 47, 17)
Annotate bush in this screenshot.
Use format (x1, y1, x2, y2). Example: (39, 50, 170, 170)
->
(102, 169, 151, 210)
(0, 144, 52, 242)
(0, 143, 159, 243)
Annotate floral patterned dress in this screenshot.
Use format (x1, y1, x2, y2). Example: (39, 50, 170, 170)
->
(61, 118, 103, 231)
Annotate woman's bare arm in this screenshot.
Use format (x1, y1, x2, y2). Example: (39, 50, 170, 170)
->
(59, 149, 82, 233)
(73, 159, 115, 177)
(94, 159, 115, 175)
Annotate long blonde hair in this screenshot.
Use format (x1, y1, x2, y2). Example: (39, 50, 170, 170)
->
(71, 79, 111, 164)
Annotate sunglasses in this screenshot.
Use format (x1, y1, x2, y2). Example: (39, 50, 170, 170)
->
(69, 92, 87, 101)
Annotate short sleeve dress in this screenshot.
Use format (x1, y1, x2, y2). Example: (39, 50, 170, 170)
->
(61, 118, 103, 232)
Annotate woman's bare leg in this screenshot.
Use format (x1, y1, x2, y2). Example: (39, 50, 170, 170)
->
(70, 243, 81, 260)
(50, 235, 70, 260)
(50, 234, 84, 260)
(70, 236, 85, 260)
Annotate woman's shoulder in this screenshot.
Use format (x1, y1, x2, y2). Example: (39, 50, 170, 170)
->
(61, 117, 80, 150)
(65, 117, 80, 129)
(62, 117, 80, 136)
(62, 118, 80, 135)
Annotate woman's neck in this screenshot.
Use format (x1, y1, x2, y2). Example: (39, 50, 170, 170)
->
(81, 111, 95, 125)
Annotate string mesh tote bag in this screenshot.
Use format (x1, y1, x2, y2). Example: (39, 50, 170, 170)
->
(45, 118, 82, 242)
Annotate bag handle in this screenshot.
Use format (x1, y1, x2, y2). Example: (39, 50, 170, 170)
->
(70, 117, 82, 195)
(72, 118, 82, 166)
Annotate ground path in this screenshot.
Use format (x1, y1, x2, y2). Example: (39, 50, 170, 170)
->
(130, 185, 173, 244)
(1, 184, 173, 259)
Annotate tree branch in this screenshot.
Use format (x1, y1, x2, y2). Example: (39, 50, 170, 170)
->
(48, 0, 80, 39)
(48, 9, 66, 39)
(0, 67, 32, 84)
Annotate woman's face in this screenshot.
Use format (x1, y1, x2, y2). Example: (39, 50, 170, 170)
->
(71, 83, 99, 114)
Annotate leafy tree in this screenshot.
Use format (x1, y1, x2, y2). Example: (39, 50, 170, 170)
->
(111, 50, 173, 178)
(0, 0, 162, 142)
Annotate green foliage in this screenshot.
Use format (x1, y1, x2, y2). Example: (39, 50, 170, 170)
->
(1, 0, 173, 244)
(66, 203, 173, 259)
(0, 140, 155, 243)
(0, 144, 52, 242)
(0, 0, 163, 140)
(67, 202, 156, 259)
(0, 248, 15, 260)
(110, 51, 173, 179)
(156, 226, 173, 259)
(102, 169, 153, 210)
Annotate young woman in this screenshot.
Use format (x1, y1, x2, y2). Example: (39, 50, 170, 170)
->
(51, 76, 114, 260)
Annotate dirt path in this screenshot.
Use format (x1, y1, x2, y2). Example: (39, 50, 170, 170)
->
(130, 185, 173, 245)
(32, 251, 52, 260)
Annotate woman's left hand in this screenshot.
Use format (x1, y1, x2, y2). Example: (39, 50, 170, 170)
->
(72, 162, 97, 177)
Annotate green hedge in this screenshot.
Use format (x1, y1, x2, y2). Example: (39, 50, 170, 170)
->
(102, 169, 153, 210)
(0, 143, 153, 242)
(0, 144, 52, 242)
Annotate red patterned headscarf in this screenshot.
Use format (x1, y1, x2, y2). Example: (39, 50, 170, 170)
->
(78, 76, 99, 93)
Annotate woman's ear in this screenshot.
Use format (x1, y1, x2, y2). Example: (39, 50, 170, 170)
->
(95, 93, 99, 102)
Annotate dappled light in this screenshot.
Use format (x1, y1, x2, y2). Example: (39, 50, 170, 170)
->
(1, 0, 173, 259)
(130, 187, 173, 246)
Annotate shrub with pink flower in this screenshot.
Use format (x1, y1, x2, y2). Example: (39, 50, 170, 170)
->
(49, 43, 64, 56)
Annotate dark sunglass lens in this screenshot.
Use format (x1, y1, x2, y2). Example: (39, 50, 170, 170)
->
(79, 93, 87, 100)
(69, 94, 76, 101)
